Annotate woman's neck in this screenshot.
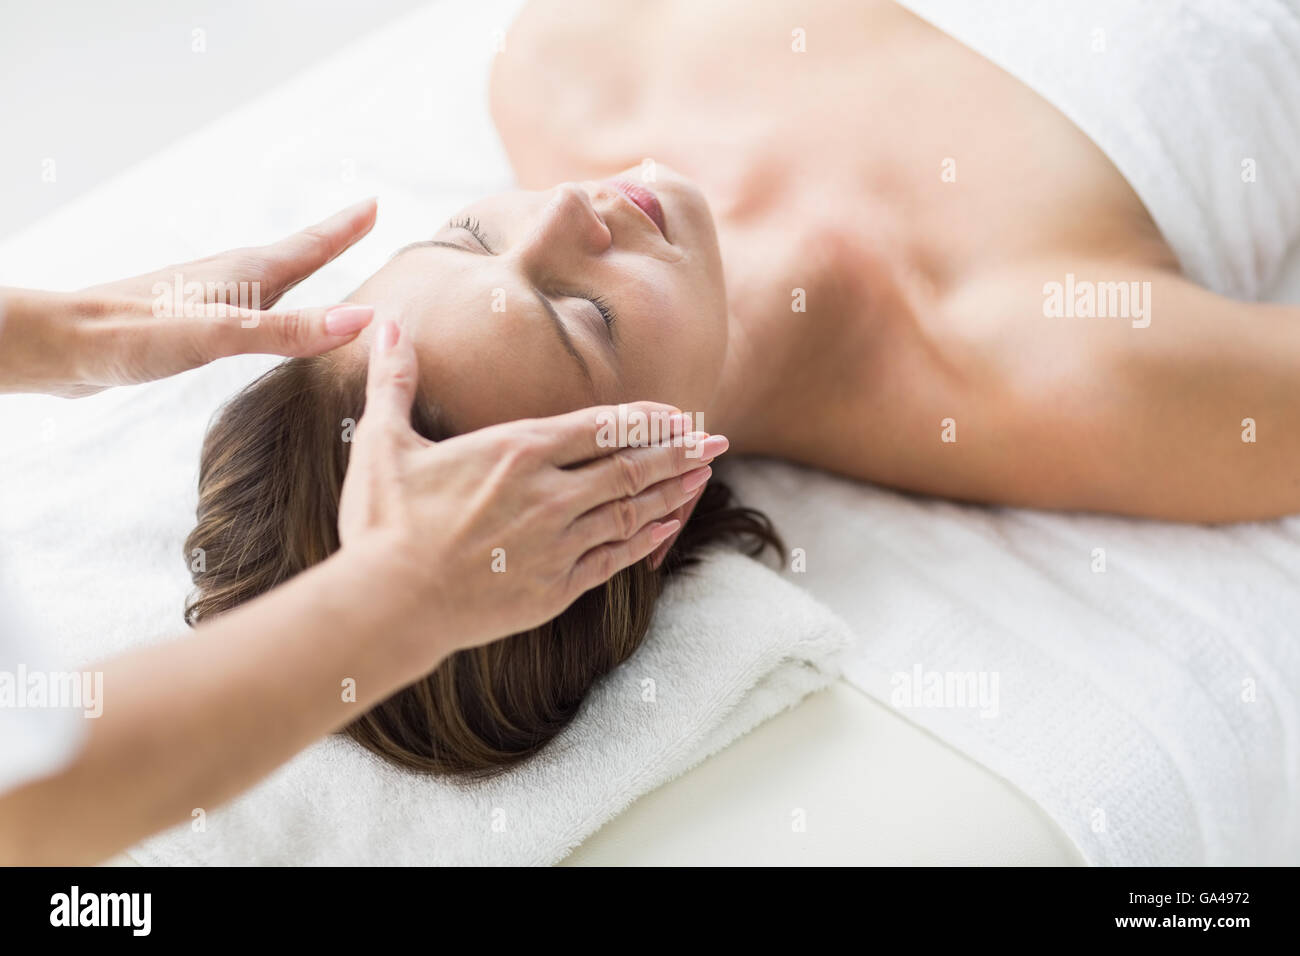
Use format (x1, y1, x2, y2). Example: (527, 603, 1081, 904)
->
(703, 187, 927, 459)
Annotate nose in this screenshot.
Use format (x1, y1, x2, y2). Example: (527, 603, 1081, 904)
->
(518, 183, 611, 272)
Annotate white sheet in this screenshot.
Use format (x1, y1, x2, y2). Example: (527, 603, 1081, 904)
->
(1, 0, 1296, 865)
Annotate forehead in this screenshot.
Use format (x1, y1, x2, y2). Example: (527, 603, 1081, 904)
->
(345, 244, 600, 431)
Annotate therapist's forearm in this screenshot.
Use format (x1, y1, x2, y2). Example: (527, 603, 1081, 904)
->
(0, 542, 446, 865)
(0, 288, 83, 394)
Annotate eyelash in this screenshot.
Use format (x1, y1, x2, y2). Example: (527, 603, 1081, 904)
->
(449, 215, 492, 251)
(583, 292, 618, 332)
(448, 216, 617, 334)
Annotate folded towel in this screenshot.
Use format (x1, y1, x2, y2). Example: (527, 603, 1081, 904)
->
(132, 550, 848, 866)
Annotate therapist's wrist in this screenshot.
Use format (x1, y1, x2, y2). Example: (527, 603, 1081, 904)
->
(0, 288, 130, 397)
(325, 536, 460, 674)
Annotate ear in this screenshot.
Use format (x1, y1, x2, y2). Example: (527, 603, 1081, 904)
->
(649, 482, 707, 569)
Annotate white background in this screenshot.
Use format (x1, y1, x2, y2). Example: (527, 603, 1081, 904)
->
(0, 0, 425, 241)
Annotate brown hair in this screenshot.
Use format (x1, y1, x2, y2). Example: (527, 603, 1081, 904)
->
(184, 357, 780, 775)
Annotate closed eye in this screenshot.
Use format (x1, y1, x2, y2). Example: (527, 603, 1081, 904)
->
(581, 292, 617, 335)
(447, 215, 616, 341)
(449, 215, 494, 253)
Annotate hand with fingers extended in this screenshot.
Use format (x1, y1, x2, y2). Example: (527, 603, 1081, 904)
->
(0, 199, 379, 397)
(339, 318, 726, 657)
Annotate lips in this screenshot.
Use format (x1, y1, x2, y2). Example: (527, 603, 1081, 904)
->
(605, 178, 667, 237)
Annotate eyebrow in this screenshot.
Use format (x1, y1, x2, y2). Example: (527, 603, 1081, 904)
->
(394, 239, 594, 390)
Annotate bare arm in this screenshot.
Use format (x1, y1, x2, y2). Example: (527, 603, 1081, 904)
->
(0, 200, 379, 397)
(834, 259, 1300, 521)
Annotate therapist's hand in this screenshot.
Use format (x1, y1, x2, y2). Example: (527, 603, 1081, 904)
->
(338, 319, 725, 658)
(0, 199, 378, 397)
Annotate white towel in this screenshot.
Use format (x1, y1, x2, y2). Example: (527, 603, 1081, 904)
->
(895, 0, 1300, 301)
(0, 359, 851, 865)
(725, 461, 1300, 866)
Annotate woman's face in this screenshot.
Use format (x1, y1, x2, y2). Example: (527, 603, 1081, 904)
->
(344, 165, 728, 431)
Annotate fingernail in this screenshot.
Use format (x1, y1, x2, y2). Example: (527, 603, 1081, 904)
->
(324, 305, 374, 335)
(698, 435, 729, 460)
(650, 519, 681, 545)
(681, 430, 708, 451)
(374, 318, 399, 353)
(682, 465, 712, 494)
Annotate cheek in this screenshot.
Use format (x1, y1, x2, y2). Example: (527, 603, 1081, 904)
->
(615, 259, 727, 403)
(670, 273, 728, 382)
(621, 301, 724, 410)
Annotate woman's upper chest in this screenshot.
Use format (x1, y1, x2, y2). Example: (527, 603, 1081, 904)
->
(492, 0, 1169, 282)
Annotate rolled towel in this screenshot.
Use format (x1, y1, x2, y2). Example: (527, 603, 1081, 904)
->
(127, 550, 852, 866)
